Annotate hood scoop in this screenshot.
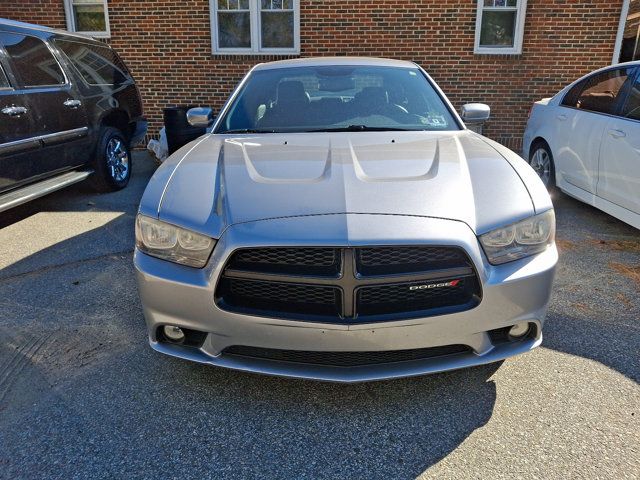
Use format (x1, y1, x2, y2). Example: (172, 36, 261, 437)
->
(234, 138, 332, 184)
(349, 138, 439, 182)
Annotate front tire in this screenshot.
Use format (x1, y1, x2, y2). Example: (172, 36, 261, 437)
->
(91, 127, 132, 192)
(529, 141, 555, 189)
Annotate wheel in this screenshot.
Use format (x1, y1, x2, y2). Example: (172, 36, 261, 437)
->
(90, 127, 132, 192)
(529, 141, 555, 189)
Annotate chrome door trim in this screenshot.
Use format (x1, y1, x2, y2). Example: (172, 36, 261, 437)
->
(39, 126, 88, 145)
(0, 126, 88, 155)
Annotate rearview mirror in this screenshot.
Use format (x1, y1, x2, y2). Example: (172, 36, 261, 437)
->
(186, 107, 214, 128)
(461, 103, 490, 125)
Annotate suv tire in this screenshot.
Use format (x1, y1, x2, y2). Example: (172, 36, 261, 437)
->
(91, 127, 132, 192)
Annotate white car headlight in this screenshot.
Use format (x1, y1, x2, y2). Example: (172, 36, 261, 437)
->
(135, 215, 216, 268)
(479, 210, 555, 265)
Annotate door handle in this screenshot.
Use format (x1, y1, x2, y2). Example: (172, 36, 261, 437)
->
(608, 129, 627, 139)
(63, 99, 82, 109)
(1, 106, 27, 116)
(556, 114, 568, 121)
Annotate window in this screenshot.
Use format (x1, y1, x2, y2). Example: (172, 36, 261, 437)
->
(621, 73, 640, 121)
(56, 39, 130, 85)
(614, 0, 639, 63)
(64, 0, 110, 38)
(210, 0, 300, 54)
(0, 33, 65, 87)
(216, 65, 459, 133)
(475, 0, 528, 55)
(561, 68, 631, 115)
(0, 65, 10, 89)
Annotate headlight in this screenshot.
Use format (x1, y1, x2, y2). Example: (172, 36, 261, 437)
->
(135, 215, 216, 268)
(479, 210, 555, 265)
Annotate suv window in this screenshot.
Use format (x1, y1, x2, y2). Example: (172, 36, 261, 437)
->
(55, 39, 129, 86)
(0, 65, 9, 89)
(621, 72, 640, 121)
(0, 32, 65, 87)
(561, 68, 631, 115)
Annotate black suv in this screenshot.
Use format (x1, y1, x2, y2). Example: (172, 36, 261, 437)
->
(0, 19, 146, 212)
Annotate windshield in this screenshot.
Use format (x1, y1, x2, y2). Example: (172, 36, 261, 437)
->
(215, 65, 460, 133)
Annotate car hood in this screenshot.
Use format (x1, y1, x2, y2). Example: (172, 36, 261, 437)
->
(154, 131, 535, 238)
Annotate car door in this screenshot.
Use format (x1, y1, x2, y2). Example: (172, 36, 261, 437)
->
(553, 67, 634, 194)
(597, 68, 640, 215)
(0, 31, 90, 178)
(0, 46, 41, 192)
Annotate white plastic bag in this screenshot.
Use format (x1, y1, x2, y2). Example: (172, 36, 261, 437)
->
(146, 127, 169, 162)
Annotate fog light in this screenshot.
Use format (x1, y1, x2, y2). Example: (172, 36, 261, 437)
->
(508, 322, 530, 338)
(163, 325, 185, 343)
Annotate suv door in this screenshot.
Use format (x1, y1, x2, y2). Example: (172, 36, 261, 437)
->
(0, 49, 40, 192)
(597, 67, 640, 215)
(554, 67, 634, 193)
(0, 31, 90, 180)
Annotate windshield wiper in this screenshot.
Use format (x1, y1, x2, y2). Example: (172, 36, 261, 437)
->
(304, 125, 419, 132)
(220, 128, 277, 134)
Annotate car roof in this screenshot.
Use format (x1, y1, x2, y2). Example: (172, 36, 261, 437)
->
(0, 17, 101, 43)
(253, 57, 417, 71)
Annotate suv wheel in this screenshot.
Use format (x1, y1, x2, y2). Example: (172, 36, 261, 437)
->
(91, 127, 132, 192)
(529, 141, 555, 189)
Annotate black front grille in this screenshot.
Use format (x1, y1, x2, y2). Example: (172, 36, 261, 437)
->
(357, 277, 479, 318)
(356, 246, 468, 275)
(227, 247, 340, 276)
(215, 246, 482, 323)
(218, 278, 342, 319)
(223, 344, 471, 367)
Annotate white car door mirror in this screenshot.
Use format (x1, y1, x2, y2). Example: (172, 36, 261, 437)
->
(186, 107, 214, 128)
(461, 103, 491, 125)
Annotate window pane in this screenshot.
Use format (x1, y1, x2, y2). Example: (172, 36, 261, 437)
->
(619, 14, 640, 62)
(56, 39, 129, 85)
(621, 76, 640, 120)
(0, 66, 9, 88)
(218, 12, 251, 48)
(262, 0, 291, 9)
(1, 33, 65, 86)
(261, 12, 294, 48)
(73, 4, 107, 32)
(570, 69, 630, 114)
(480, 11, 516, 47)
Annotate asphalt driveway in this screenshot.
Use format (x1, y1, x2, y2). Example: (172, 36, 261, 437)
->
(0, 152, 638, 479)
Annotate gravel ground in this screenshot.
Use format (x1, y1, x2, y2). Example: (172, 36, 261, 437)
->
(0, 152, 638, 479)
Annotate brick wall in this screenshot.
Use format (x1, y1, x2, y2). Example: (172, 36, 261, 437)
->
(0, 0, 624, 152)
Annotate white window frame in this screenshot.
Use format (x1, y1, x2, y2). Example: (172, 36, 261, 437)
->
(63, 0, 111, 39)
(474, 0, 527, 55)
(209, 0, 300, 55)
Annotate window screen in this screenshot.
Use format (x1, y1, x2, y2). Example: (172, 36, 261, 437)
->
(562, 68, 630, 115)
(55, 39, 129, 85)
(0, 33, 65, 87)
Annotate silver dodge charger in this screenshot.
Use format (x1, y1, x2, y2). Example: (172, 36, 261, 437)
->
(135, 57, 557, 382)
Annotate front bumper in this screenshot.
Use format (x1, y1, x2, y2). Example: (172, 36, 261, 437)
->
(135, 214, 557, 382)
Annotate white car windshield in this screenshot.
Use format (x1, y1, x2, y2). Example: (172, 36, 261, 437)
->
(216, 65, 460, 133)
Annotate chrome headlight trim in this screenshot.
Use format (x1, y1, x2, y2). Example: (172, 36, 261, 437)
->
(479, 210, 555, 265)
(135, 214, 216, 268)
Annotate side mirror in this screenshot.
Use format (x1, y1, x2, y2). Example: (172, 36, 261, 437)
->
(461, 103, 491, 125)
(186, 107, 214, 128)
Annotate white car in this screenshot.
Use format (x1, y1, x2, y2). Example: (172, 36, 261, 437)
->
(523, 61, 640, 230)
